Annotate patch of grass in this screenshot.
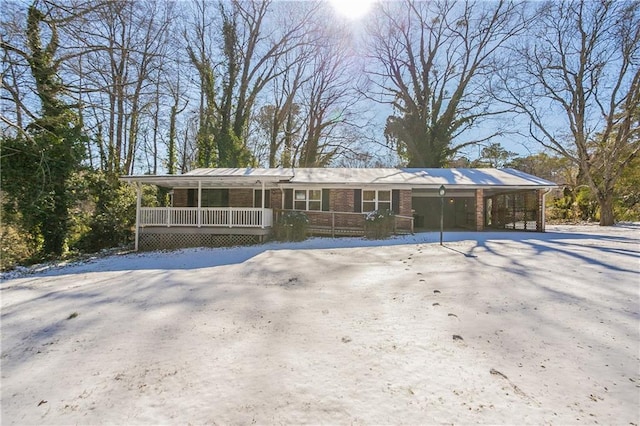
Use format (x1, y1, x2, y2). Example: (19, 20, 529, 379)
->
(67, 312, 79, 320)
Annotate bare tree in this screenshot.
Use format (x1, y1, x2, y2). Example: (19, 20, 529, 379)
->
(366, 0, 527, 167)
(166, 59, 189, 174)
(67, 0, 175, 174)
(185, 0, 218, 168)
(498, 0, 639, 225)
(249, 5, 371, 168)
(296, 23, 364, 167)
(1, 3, 32, 134)
(251, 48, 307, 167)
(184, 0, 321, 167)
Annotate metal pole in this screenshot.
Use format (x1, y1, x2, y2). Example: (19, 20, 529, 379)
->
(440, 195, 444, 245)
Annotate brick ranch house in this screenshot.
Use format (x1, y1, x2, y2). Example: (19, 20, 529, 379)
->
(121, 168, 556, 251)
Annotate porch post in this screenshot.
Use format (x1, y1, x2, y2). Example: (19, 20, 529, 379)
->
(197, 180, 202, 228)
(475, 189, 484, 231)
(261, 180, 266, 229)
(135, 182, 141, 251)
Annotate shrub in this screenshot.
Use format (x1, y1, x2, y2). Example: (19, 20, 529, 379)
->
(275, 211, 309, 242)
(364, 209, 395, 239)
(0, 223, 38, 271)
(72, 171, 137, 252)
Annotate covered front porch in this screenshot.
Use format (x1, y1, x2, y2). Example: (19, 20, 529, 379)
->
(123, 169, 293, 251)
(135, 207, 274, 251)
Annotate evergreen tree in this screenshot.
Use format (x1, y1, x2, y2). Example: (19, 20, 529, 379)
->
(1, 5, 84, 257)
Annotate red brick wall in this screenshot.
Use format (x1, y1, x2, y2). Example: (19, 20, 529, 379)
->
(173, 189, 189, 207)
(475, 189, 484, 231)
(270, 190, 283, 210)
(229, 189, 253, 207)
(537, 189, 544, 232)
(177, 187, 412, 213)
(398, 189, 412, 216)
(330, 188, 356, 212)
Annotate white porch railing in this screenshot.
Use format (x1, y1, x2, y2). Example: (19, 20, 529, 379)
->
(140, 207, 273, 228)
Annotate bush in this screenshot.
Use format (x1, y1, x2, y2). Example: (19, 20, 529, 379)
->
(0, 223, 38, 271)
(364, 209, 395, 239)
(274, 211, 309, 242)
(547, 186, 598, 222)
(71, 171, 137, 252)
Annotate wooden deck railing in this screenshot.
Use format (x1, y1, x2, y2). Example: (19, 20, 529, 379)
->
(274, 209, 414, 236)
(140, 207, 273, 228)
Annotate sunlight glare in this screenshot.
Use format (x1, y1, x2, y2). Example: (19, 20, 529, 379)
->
(329, 0, 375, 20)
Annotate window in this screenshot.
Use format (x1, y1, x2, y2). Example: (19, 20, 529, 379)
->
(362, 190, 391, 212)
(254, 189, 271, 208)
(294, 189, 322, 211)
(186, 189, 228, 207)
(201, 189, 229, 207)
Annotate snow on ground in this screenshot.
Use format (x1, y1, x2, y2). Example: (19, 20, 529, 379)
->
(1, 224, 639, 425)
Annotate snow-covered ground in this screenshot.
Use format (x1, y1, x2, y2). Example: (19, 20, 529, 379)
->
(1, 224, 639, 425)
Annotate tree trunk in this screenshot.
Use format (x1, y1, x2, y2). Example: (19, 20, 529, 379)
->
(168, 103, 178, 174)
(598, 193, 615, 226)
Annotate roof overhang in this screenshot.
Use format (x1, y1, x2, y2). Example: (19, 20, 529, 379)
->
(120, 167, 557, 190)
(120, 168, 294, 188)
(120, 175, 292, 188)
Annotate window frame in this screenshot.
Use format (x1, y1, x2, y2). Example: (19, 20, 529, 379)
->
(253, 189, 271, 208)
(362, 189, 392, 213)
(293, 189, 322, 211)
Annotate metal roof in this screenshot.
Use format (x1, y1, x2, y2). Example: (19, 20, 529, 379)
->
(120, 168, 294, 188)
(121, 167, 556, 189)
(185, 168, 294, 178)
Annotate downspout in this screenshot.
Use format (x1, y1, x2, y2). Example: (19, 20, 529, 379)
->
(135, 182, 141, 251)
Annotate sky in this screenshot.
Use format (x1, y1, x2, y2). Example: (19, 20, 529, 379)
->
(326, 0, 547, 164)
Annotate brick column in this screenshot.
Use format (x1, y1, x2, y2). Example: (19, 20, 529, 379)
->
(536, 189, 544, 232)
(475, 189, 484, 231)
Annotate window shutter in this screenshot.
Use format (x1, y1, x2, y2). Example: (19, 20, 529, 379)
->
(322, 189, 330, 211)
(354, 189, 361, 213)
(392, 189, 400, 214)
(187, 189, 196, 207)
(284, 189, 293, 210)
